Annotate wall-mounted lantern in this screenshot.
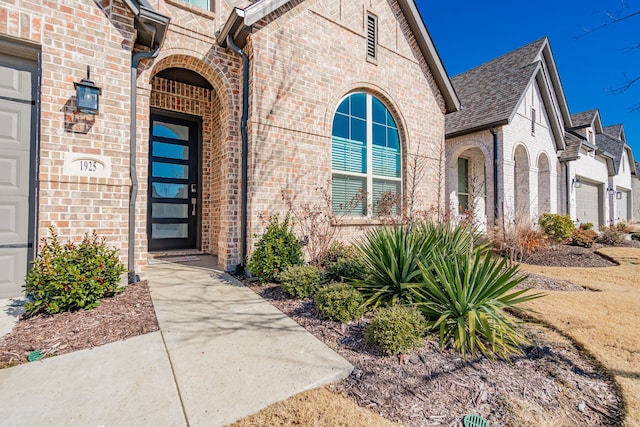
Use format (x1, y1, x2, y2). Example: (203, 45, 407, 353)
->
(74, 66, 101, 114)
(616, 191, 623, 200)
(572, 176, 582, 189)
(607, 187, 616, 197)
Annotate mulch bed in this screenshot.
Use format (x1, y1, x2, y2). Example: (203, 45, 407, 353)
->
(522, 239, 640, 268)
(0, 281, 158, 368)
(250, 284, 623, 426)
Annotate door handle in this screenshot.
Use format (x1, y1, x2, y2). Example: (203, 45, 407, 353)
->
(191, 198, 196, 216)
(191, 184, 197, 193)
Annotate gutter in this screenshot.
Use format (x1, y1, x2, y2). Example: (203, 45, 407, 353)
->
(226, 35, 250, 275)
(128, 47, 160, 284)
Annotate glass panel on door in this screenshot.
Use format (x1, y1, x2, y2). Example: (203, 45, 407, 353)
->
(148, 113, 199, 251)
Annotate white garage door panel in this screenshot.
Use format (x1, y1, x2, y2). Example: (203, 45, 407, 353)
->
(0, 149, 29, 195)
(0, 196, 29, 242)
(0, 249, 28, 299)
(0, 99, 32, 148)
(0, 59, 32, 100)
(0, 52, 35, 298)
(576, 182, 601, 226)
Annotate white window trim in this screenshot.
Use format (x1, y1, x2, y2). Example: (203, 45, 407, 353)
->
(331, 93, 402, 217)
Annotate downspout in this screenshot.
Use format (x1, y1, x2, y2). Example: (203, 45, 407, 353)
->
(128, 46, 160, 284)
(489, 127, 499, 225)
(226, 35, 249, 275)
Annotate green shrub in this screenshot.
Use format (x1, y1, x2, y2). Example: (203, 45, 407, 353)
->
(318, 241, 353, 268)
(314, 283, 366, 322)
(539, 213, 575, 242)
(597, 226, 624, 245)
(570, 229, 598, 248)
(415, 251, 543, 360)
(24, 228, 126, 316)
(279, 265, 322, 298)
(632, 232, 640, 241)
(352, 222, 483, 309)
(581, 222, 594, 231)
(365, 305, 427, 356)
(247, 214, 303, 283)
(324, 252, 367, 283)
(616, 221, 627, 232)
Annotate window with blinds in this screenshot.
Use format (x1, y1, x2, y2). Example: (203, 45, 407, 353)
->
(366, 13, 377, 59)
(457, 157, 469, 213)
(332, 93, 401, 216)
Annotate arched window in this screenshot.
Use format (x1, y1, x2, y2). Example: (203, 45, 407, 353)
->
(331, 93, 401, 216)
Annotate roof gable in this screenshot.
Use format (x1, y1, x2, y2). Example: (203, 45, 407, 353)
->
(445, 37, 571, 140)
(603, 124, 626, 143)
(217, 0, 460, 113)
(570, 109, 603, 133)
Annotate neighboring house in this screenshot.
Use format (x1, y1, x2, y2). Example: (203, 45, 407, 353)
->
(0, 0, 459, 297)
(565, 110, 636, 226)
(445, 38, 572, 229)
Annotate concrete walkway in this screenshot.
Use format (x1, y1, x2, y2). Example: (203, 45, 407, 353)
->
(0, 258, 353, 426)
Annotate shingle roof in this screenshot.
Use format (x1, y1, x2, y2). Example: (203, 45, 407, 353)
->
(603, 124, 623, 139)
(595, 133, 624, 173)
(559, 140, 581, 161)
(635, 162, 640, 176)
(445, 38, 546, 136)
(570, 110, 598, 128)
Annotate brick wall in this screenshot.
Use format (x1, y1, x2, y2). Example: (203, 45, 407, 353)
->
(245, 0, 448, 247)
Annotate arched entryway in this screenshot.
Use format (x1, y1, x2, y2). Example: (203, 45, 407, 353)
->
(513, 145, 530, 220)
(537, 153, 551, 216)
(145, 57, 234, 265)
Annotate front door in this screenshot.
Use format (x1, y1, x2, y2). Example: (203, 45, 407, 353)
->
(0, 52, 37, 298)
(148, 112, 200, 251)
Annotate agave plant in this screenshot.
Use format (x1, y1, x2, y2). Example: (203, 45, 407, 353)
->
(415, 250, 544, 360)
(352, 222, 484, 309)
(352, 225, 428, 308)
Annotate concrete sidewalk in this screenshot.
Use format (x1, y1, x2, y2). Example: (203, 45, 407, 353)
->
(0, 258, 353, 426)
(148, 258, 353, 426)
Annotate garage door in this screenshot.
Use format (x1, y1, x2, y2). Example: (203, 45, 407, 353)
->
(575, 181, 601, 226)
(616, 190, 630, 222)
(0, 53, 37, 298)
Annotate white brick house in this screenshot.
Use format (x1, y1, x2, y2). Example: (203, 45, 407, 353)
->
(444, 38, 572, 229)
(565, 110, 636, 226)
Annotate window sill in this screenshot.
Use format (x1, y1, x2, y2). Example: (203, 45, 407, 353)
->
(332, 216, 392, 227)
(165, 0, 216, 19)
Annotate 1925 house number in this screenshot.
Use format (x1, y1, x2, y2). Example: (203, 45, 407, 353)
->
(80, 160, 98, 172)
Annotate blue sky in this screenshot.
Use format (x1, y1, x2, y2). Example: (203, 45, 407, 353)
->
(417, 0, 640, 158)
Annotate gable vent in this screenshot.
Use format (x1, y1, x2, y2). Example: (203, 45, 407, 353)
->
(366, 13, 377, 59)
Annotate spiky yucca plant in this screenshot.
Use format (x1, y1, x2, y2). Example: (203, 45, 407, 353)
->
(416, 251, 543, 360)
(352, 222, 482, 309)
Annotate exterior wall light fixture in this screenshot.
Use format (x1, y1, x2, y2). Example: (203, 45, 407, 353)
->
(74, 66, 101, 114)
(607, 187, 615, 197)
(572, 176, 582, 189)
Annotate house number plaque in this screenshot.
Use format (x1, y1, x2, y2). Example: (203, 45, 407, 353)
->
(63, 152, 111, 178)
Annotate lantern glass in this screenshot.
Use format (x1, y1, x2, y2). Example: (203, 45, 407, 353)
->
(75, 79, 100, 114)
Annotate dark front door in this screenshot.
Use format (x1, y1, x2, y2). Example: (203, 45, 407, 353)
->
(148, 112, 200, 251)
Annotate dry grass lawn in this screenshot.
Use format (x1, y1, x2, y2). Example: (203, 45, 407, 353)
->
(519, 247, 640, 427)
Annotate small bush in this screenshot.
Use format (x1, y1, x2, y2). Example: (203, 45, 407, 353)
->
(597, 226, 624, 245)
(539, 214, 575, 242)
(24, 228, 126, 316)
(365, 305, 427, 356)
(581, 222, 594, 231)
(616, 221, 627, 232)
(324, 253, 367, 283)
(314, 283, 366, 322)
(491, 224, 547, 263)
(279, 265, 322, 298)
(318, 241, 353, 268)
(247, 214, 303, 283)
(571, 229, 598, 248)
(631, 232, 640, 241)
